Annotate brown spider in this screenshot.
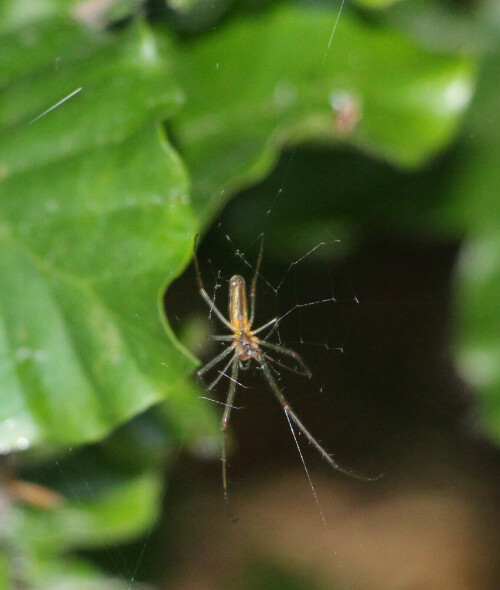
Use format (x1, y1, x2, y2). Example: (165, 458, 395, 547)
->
(193, 236, 371, 495)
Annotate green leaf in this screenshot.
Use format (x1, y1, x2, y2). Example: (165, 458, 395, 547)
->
(0, 0, 481, 459)
(0, 464, 160, 588)
(14, 472, 162, 552)
(0, 17, 211, 449)
(167, 4, 476, 219)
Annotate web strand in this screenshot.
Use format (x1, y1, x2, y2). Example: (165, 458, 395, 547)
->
(284, 409, 327, 526)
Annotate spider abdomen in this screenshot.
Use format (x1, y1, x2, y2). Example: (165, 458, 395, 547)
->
(229, 275, 251, 331)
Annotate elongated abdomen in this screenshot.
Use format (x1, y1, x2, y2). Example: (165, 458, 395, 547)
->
(229, 275, 249, 330)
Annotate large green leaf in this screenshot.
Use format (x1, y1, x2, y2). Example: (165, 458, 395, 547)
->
(0, 2, 494, 588)
(168, 4, 476, 220)
(12, 472, 162, 552)
(0, 471, 159, 589)
(0, 17, 207, 449)
(0, 2, 478, 450)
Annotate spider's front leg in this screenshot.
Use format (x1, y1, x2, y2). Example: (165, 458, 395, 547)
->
(193, 235, 234, 331)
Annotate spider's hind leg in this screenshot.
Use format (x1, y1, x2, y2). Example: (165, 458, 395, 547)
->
(259, 357, 378, 481)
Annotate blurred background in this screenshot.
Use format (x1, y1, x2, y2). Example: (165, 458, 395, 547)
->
(0, 0, 499, 589)
(163, 146, 500, 590)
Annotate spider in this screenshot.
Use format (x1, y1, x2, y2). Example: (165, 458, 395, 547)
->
(193, 236, 367, 495)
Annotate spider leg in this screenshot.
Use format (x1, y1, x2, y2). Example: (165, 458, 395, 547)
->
(222, 357, 239, 497)
(196, 345, 234, 379)
(259, 358, 377, 481)
(251, 317, 278, 336)
(249, 236, 264, 326)
(259, 341, 311, 377)
(193, 235, 234, 331)
(206, 352, 238, 391)
(262, 352, 310, 377)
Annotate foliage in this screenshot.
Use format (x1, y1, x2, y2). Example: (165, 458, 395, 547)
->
(0, 0, 498, 587)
